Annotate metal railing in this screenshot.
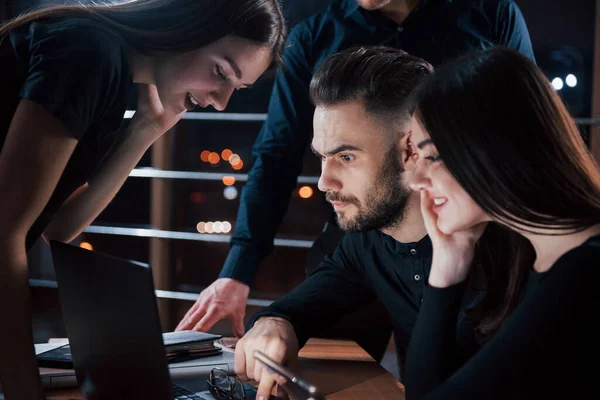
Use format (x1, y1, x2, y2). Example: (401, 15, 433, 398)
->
(124, 110, 267, 121)
(130, 167, 319, 184)
(91, 112, 600, 244)
(574, 117, 600, 125)
(123, 110, 600, 126)
(84, 225, 314, 248)
(29, 279, 274, 306)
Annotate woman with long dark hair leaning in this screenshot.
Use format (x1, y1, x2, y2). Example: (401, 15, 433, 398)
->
(406, 47, 600, 399)
(0, 1, 286, 398)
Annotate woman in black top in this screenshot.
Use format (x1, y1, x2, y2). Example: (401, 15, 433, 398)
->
(0, 1, 285, 398)
(406, 47, 600, 399)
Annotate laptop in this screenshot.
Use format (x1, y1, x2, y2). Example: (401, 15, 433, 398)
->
(48, 240, 241, 399)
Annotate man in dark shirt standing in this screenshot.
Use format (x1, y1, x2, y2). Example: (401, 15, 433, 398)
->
(232, 46, 480, 399)
(176, 0, 535, 360)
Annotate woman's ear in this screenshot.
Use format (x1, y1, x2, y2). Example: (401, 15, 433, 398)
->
(399, 130, 418, 172)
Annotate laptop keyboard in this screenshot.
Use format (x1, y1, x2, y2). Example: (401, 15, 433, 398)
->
(172, 383, 204, 399)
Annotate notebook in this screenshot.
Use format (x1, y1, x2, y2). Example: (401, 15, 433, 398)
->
(37, 340, 235, 388)
(164, 331, 222, 354)
(38, 331, 223, 370)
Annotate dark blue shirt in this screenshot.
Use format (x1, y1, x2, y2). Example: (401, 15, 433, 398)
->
(221, 0, 535, 285)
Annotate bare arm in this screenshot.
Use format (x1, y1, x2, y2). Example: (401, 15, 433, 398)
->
(0, 99, 78, 400)
(43, 83, 185, 242)
(41, 118, 160, 242)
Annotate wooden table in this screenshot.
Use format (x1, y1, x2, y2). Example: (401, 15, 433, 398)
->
(43, 338, 405, 400)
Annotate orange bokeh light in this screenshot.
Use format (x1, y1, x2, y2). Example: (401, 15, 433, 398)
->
(221, 149, 233, 161)
(80, 242, 93, 251)
(232, 160, 244, 170)
(208, 152, 221, 164)
(298, 186, 314, 199)
(200, 150, 211, 162)
(222, 176, 236, 186)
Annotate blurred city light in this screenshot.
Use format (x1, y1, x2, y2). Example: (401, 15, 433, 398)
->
(213, 221, 224, 233)
(221, 149, 233, 161)
(224, 186, 238, 200)
(299, 186, 314, 199)
(80, 242, 93, 251)
(205, 222, 215, 234)
(551, 77, 564, 90)
(197, 221, 232, 234)
(543, 46, 584, 115)
(229, 154, 241, 166)
(222, 176, 236, 186)
(200, 150, 210, 162)
(208, 152, 221, 164)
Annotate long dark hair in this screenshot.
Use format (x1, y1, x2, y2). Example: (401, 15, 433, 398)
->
(0, 0, 287, 64)
(411, 47, 600, 341)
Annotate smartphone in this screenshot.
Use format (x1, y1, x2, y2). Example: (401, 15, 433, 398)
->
(36, 344, 74, 369)
(253, 350, 325, 400)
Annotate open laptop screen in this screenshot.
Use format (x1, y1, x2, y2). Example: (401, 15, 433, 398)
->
(50, 240, 174, 399)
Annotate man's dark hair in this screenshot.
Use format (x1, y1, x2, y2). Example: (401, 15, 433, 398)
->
(310, 46, 433, 127)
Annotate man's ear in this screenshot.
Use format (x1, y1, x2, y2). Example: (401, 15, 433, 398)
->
(398, 130, 418, 172)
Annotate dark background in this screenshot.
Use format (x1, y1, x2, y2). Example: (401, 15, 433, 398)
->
(3, 0, 597, 339)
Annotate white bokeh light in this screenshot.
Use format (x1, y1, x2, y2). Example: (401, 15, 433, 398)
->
(565, 74, 577, 87)
(551, 77, 564, 90)
(223, 186, 238, 200)
(205, 222, 214, 234)
(213, 221, 223, 233)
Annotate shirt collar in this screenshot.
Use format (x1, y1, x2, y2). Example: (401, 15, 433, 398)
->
(342, 0, 361, 18)
(377, 230, 432, 255)
(343, 0, 452, 20)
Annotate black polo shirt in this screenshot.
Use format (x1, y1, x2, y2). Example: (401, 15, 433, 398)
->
(250, 230, 480, 358)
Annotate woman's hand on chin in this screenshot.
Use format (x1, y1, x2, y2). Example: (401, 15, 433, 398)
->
(420, 191, 487, 288)
(132, 83, 187, 139)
